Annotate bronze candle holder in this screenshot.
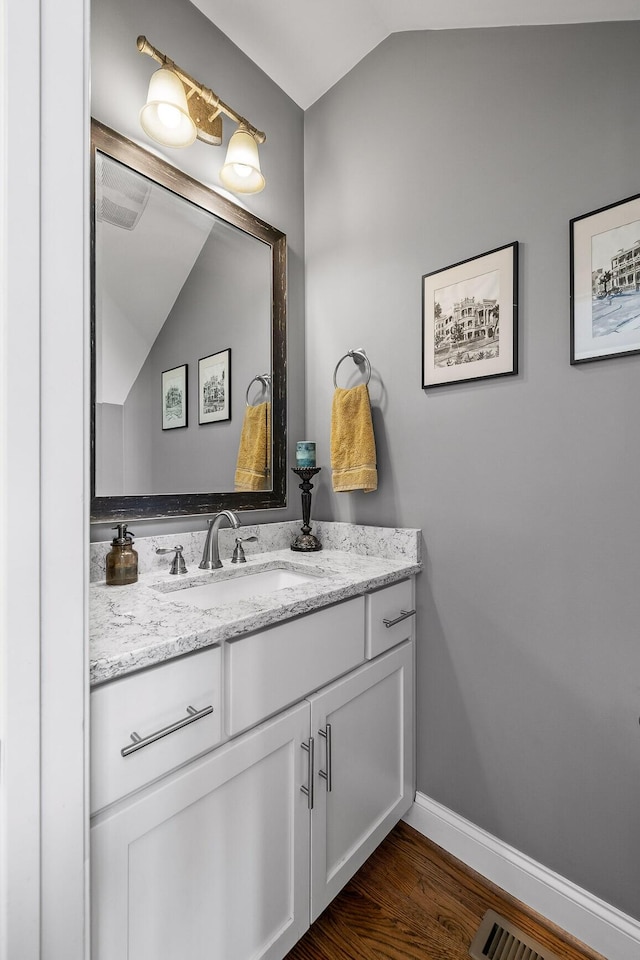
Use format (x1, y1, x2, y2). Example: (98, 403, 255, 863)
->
(291, 467, 322, 552)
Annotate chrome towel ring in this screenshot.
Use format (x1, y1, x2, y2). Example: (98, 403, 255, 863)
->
(245, 373, 271, 407)
(333, 348, 371, 389)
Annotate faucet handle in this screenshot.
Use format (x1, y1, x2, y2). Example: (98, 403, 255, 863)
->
(156, 545, 187, 575)
(231, 535, 258, 564)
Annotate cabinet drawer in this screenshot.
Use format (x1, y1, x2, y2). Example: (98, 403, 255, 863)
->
(226, 596, 365, 736)
(365, 579, 415, 658)
(91, 646, 222, 813)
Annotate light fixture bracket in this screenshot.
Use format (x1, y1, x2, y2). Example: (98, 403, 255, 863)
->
(186, 89, 223, 145)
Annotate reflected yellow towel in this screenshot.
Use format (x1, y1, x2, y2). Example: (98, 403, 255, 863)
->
(235, 401, 271, 491)
(331, 384, 377, 493)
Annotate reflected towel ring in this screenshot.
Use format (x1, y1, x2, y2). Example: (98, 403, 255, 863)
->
(333, 349, 371, 389)
(245, 373, 271, 407)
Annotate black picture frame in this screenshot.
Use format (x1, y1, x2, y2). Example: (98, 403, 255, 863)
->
(161, 364, 188, 430)
(198, 348, 231, 424)
(422, 241, 519, 389)
(570, 192, 640, 364)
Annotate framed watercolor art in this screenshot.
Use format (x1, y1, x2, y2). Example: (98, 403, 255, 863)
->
(422, 242, 518, 389)
(570, 193, 640, 364)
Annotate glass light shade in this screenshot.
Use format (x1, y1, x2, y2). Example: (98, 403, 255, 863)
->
(139, 68, 197, 148)
(220, 127, 265, 194)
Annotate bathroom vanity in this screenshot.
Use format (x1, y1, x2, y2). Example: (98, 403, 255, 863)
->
(89, 522, 420, 960)
(89, 121, 420, 960)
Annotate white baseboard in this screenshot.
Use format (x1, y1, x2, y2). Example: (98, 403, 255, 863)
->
(404, 793, 640, 960)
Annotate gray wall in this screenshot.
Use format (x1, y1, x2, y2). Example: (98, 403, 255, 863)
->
(95, 403, 124, 491)
(91, 0, 305, 539)
(304, 23, 640, 918)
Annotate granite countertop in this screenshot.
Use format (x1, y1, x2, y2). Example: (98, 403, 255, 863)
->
(90, 546, 421, 686)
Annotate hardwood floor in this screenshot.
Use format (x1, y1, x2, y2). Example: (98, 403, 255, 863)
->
(285, 821, 606, 960)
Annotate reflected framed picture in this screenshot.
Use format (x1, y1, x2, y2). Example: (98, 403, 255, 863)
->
(422, 242, 518, 389)
(161, 364, 188, 430)
(570, 193, 640, 364)
(199, 348, 231, 424)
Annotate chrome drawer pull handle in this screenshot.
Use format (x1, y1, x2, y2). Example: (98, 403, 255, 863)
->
(300, 737, 314, 810)
(382, 608, 416, 629)
(318, 723, 332, 792)
(121, 704, 214, 757)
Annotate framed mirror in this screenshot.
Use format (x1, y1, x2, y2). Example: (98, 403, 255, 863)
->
(90, 120, 286, 521)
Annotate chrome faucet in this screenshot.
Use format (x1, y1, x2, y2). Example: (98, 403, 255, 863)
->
(199, 510, 241, 570)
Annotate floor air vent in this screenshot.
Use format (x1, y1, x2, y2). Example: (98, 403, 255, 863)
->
(469, 909, 561, 960)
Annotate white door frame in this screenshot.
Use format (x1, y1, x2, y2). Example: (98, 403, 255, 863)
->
(1, 0, 43, 951)
(0, 1, 89, 958)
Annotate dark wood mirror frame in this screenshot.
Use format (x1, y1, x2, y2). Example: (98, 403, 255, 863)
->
(90, 120, 286, 522)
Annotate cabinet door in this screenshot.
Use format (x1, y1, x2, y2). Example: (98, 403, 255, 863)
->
(308, 640, 414, 922)
(91, 701, 311, 960)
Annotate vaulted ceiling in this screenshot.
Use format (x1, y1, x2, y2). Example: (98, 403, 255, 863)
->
(191, 0, 640, 109)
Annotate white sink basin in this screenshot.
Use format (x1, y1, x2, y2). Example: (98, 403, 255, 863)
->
(159, 567, 318, 610)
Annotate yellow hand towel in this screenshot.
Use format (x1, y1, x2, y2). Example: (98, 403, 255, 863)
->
(331, 383, 377, 493)
(235, 401, 271, 491)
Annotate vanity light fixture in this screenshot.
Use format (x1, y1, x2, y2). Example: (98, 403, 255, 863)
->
(139, 66, 197, 148)
(220, 124, 265, 194)
(137, 35, 266, 194)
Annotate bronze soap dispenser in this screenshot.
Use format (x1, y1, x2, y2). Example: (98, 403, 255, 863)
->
(105, 523, 139, 586)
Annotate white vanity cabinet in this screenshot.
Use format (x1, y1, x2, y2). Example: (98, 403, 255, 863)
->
(91, 700, 311, 960)
(308, 639, 413, 920)
(91, 579, 416, 960)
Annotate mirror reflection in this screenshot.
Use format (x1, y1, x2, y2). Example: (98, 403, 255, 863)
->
(90, 121, 286, 522)
(95, 152, 271, 496)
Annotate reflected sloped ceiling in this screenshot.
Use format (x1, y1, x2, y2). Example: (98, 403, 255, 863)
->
(96, 168, 213, 406)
